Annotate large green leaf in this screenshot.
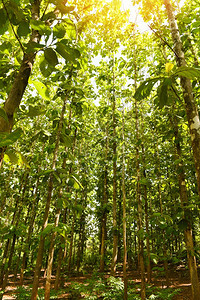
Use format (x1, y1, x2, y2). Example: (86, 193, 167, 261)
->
(17, 21, 30, 37)
(134, 78, 161, 100)
(30, 19, 51, 36)
(60, 133, 72, 147)
(71, 175, 83, 189)
(0, 9, 7, 27)
(53, 23, 66, 39)
(26, 105, 46, 117)
(56, 42, 80, 62)
(0, 9, 8, 34)
(25, 42, 45, 53)
(173, 66, 200, 80)
(30, 80, 50, 100)
(44, 48, 59, 66)
(158, 78, 172, 108)
(4, 149, 30, 167)
(64, 18, 76, 39)
(0, 128, 23, 147)
(39, 57, 54, 77)
(4, 150, 18, 164)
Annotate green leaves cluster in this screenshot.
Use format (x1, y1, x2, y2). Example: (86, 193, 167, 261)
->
(134, 66, 200, 108)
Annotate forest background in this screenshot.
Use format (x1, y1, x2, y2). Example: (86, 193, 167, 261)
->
(0, 0, 200, 299)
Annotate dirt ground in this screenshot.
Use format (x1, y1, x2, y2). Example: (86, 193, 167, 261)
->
(1, 266, 193, 299)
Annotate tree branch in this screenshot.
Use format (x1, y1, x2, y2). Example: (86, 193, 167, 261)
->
(2, 0, 25, 54)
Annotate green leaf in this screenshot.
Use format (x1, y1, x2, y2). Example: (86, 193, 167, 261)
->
(17, 21, 30, 37)
(0, 9, 7, 28)
(16, 151, 30, 168)
(64, 18, 76, 39)
(25, 42, 45, 53)
(134, 78, 161, 100)
(26, 105, 46, 117)
(42, 224, 54, 236)
(158, 78, 171, 108)
(4, 150, 18, 164)
(39, 57, 54, 77)
(44, 48, 59, 66)
(53, 23, 66, 39)
(173, 66, 200, 80)
(30, 19, 51, 36)
(61, 134, 72, 147)
(0, 128, 23, 147)
(4, 149, 30, 167)
(71, 175, 83, 189)
(0, 108, 8, 123)
(56, 42, 80, 62)
(38, 169, 55, 177)
(43, 11, 57, 22)
(53, 172, 61, 183)
(30, 80, 50, 100)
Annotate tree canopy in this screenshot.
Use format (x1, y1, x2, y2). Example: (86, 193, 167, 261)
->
(0, 0, 200, 299)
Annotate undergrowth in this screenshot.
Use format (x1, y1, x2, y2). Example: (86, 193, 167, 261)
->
(12, 274, 181, 299)
(68, 274, 181, 299)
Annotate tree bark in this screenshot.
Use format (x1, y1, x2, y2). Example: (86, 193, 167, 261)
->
(164, 0, 200, 201)
(100, 126, 108, 272)
(122, 106, 128, 300)
(171, 110, 200, 300)
(135, 99, 146, 300)
(142, 144, 151, 283)
(111, 59, 118, 276)
(44, 209, 61, 300)
(31, 96, 67, 300)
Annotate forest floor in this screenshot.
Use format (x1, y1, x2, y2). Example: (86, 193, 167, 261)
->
(2, 265, 193, 299)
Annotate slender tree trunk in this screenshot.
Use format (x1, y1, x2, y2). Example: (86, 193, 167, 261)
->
(44, 144, 70, 299)
(20, 177, 40, 285)
(155, 141, 170, 287)
(54, 247, 63, 290)
(111, 59, 118, 275)
(122, 106, 128, 300)
(31, 96, 67, 300)
(44, 209, 61, 300)
(54, 124, 77, 288)
(68, 194, 77, 274)
(1, 172, 29, 289)
(135, 99, 146, 300)
(100, 126, 108, 272)
(142, 144, 151, 283)
(76, 205, 86, 273)
(171, 111, 200, 300)
(164, 0, 200, 200)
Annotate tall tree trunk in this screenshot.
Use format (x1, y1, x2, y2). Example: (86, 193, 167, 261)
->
(135, 99, 146, 300)
(76, 203, 86, 273)
(155, 141, 170, 287)
(170, 110, 200, 300)
(44, 208, 61, 300)
(1, 172, 29, 289)
(44, 145, 69, 299)
(122, 106, 128, 300)
(54, 124, 77, 289)
(142, 144, 151, 283)
(31, 96, 67, 300)
(164, 0, 200, 200)
(111, 59, 118, 276)
(100, 126, 108, 272)
(68, 194, 77, 274)
(20, 178, 40, 285)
